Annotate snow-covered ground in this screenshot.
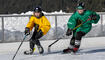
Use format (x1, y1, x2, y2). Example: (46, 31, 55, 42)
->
(0, 37, 105, 60)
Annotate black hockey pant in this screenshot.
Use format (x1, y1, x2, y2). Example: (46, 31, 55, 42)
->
(29, 29, 43, 50)
(70, 31, 86, 51)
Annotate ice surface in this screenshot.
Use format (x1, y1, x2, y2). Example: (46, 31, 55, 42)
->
(0, 37, 105, 60)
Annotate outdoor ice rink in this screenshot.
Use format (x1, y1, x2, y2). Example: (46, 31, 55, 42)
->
(0, 37, 105, 60)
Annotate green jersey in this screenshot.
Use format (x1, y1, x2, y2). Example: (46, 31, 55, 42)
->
(67, 10, 100, 36)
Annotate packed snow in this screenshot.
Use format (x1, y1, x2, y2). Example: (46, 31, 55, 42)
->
(20, 10, 66, 15)
(0, 37, 105, 60)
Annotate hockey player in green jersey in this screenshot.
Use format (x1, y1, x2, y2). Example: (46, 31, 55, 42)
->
(63, 2, 100, 53)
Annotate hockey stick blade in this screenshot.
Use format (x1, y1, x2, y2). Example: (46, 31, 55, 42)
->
(48, 38, 61, 53)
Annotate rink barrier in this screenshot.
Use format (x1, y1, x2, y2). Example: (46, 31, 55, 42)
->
(0, 13, 104, 42)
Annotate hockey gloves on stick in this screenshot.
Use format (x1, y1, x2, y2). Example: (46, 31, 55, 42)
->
(24, 27, 30, 35)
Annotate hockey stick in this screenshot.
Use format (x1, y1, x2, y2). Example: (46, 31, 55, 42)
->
(48, 35, 65, 53)
(48, 18, 91, 53)
(12, 34, 28, 60)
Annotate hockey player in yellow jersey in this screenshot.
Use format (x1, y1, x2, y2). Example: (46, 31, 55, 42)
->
(24, 6, 51, 55)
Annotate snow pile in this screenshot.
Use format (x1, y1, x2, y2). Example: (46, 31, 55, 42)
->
(13, 10, 66, 15)
(44, 10, 66, 14)
(20, 11, 33, 15)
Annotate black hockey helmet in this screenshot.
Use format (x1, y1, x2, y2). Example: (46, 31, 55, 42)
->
(34, 6, 42, 12)
(77, 2, 85, 10)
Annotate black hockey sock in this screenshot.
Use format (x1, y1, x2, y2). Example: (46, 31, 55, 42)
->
(29, 39, 35, 50)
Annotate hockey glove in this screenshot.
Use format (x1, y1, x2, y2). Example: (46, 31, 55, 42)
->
(90, 14, 97, 20)
(24, 27, 30, 35)
(66, 29, 72, 36)
(34, 29, 43, 39)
